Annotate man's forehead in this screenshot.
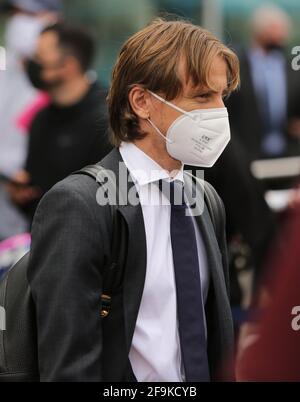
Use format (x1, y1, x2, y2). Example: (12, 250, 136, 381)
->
(184, 77, 228, 95)
(38, 31, 58, 49)
(178, 55, 229, 94)
(36, 31, 59, 57)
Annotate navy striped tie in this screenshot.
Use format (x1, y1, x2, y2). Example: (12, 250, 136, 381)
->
(159, 179, 210, 382)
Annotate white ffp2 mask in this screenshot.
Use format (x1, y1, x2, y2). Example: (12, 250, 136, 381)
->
(147, 91, 231, 167)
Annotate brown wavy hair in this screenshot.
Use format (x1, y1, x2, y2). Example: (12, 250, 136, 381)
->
(108, 18, 240, 146)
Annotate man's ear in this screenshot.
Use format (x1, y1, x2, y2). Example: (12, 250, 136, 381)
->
(128, 86, 151, 120)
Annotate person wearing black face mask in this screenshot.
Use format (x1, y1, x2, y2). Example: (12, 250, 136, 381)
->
(203, 4, 300, 307)
(0, 0, 61, 241)
(226, 4, 300, 163)
(25, 57, 65, 90)
(7, 23, 111, 219)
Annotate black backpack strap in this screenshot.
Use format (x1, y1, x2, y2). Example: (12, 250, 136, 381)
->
(72, 164, 126, 318)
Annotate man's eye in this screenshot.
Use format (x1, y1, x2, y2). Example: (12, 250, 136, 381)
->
(197, 93, 210, 99)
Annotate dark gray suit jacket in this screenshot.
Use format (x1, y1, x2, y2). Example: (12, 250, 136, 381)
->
(28, 147, 234, 382)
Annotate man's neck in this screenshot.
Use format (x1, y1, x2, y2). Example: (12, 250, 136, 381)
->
(49, 75, 91, 107)
(133, 138, 182, 175)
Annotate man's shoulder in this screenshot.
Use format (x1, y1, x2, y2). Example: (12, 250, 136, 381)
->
(45, 148, 120, 201)
(54, 172, 100, 192)
(29, 103, 54, 137)
(39, 171, 102, 213)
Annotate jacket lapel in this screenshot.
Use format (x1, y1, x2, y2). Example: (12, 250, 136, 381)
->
(118, 204, 147, 352)
(100, 148, 147, 353)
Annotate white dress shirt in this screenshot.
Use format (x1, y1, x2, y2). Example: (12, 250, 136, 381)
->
(119, 141, 209, 382)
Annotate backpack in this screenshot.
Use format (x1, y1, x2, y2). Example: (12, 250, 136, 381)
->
(0, 164, 224, 382)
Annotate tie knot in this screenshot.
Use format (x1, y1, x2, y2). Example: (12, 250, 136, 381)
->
(158, 179, 185, 206)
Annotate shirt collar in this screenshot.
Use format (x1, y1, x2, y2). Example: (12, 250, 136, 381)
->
(119, 141, 184, 186)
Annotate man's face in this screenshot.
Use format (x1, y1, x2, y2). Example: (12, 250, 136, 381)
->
(34, 31, 67, 85)
(148, 55, 229, 136)
(258, 21, 289, 50)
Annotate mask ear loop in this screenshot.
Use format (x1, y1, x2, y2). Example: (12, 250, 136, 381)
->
(148, 90, 189, 116)
(147, 118, 173, 144)
(148, 89, 228, 122)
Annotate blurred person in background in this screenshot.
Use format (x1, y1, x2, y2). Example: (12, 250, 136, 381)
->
(203, 137, 277, 307)
(236, 202, 300, 381)
(0, 0, 61, 240)
(227, 4, 300, 162)
(7, 22, 111, 220)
